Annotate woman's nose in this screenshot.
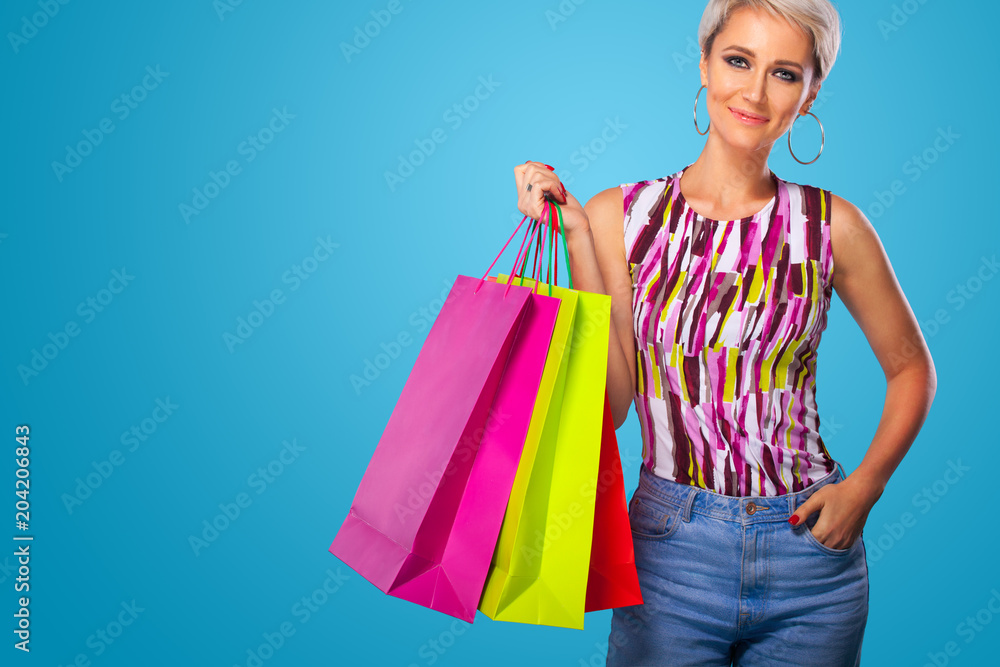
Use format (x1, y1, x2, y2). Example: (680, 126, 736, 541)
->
(743, 74, 767, 104)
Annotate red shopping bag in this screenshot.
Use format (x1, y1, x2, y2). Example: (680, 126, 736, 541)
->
(585, 387, 643, 612)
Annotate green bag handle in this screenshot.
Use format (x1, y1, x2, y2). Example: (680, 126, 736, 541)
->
(514, 200, 574, 296)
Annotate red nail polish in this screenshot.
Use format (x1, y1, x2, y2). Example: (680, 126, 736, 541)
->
(543, 163, 555, 171)
(788, 515, 800, 525)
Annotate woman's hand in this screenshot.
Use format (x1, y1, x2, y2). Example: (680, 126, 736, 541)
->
(514, 161, 589, 236)
(789, 476, 883, 550)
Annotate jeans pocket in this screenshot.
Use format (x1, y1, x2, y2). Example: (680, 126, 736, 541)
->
(629, 490, 684, 541)
(800, 510, 859, 556)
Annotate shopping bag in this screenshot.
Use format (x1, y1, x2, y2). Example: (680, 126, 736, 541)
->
(585, 387, 643, 612)
(330, 215, 559, 623)
(479, 203, 613, 629)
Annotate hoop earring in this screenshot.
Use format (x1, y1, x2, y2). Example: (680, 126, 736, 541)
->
(693, 85, 709, 136)
(788, 111, 824, 164)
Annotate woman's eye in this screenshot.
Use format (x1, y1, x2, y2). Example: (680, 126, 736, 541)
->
(725, 56, 749, 68)
(775, 69, 799, 82)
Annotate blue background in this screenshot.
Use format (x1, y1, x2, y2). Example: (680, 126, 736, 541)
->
(3, 0, 996, 665)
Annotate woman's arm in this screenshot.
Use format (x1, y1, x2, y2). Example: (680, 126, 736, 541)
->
(567, 187, 637, 430)
(511, 162, 636, 429)
(828, 193, 938, 500)
(789, 193, 937, 548)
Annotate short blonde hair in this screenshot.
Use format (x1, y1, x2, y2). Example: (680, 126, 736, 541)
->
(698, 0, 842, 85)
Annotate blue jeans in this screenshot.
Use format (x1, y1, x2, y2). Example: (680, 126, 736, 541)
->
(607, 462, 869, 666)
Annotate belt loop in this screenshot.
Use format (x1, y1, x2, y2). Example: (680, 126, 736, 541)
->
(681, 486, 696, 522)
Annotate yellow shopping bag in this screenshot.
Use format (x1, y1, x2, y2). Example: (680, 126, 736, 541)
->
(478, 267, 611, 629)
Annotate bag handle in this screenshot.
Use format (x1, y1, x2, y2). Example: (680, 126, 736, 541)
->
(476, 208, 546, 297)
(512, 201, 555, 297)
(476, 213, 532, 295)
(512, 200, 574, 295)
(476, 199, 573, 296)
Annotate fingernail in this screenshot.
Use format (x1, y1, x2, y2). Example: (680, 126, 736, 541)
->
(543, 163, 555, 171)
(788, 515, 800, 525)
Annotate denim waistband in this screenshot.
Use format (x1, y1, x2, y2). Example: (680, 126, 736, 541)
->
(636, 461, 845, 525)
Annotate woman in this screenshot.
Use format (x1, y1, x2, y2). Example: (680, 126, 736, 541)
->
(514, 1, 936, 665)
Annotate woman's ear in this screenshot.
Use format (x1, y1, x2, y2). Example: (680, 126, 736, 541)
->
(698, 50, 709, 87)
(800, 84, 821, 115)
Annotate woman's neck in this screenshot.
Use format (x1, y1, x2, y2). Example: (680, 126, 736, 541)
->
(679, 138, 776, 220)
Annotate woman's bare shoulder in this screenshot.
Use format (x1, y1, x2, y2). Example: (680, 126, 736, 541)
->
(584, 186, 625, 238)
(828, 192, 873, 237)
(827, 191, 892, 291)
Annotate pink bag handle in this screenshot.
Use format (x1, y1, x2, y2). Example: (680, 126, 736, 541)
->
(517, 201, 570, 297)
(475, 204, 550, 297)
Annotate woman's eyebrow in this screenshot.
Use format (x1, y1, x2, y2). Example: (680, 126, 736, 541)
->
(721, 44, 805, 71)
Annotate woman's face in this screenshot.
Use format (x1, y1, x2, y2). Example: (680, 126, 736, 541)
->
(699, 6, 818, 154)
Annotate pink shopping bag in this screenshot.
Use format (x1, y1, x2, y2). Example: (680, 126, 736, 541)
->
(330, 214, 560, 622)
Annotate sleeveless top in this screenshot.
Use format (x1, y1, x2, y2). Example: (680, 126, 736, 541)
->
(622, 165, 837, 497)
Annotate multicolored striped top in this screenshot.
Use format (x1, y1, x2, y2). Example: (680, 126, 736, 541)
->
(622, 165, 837, 497)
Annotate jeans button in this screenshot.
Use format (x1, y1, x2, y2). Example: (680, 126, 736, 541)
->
(746, 502, 756, 515)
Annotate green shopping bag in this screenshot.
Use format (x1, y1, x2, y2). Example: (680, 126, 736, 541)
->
(479, 202, 612, 630)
